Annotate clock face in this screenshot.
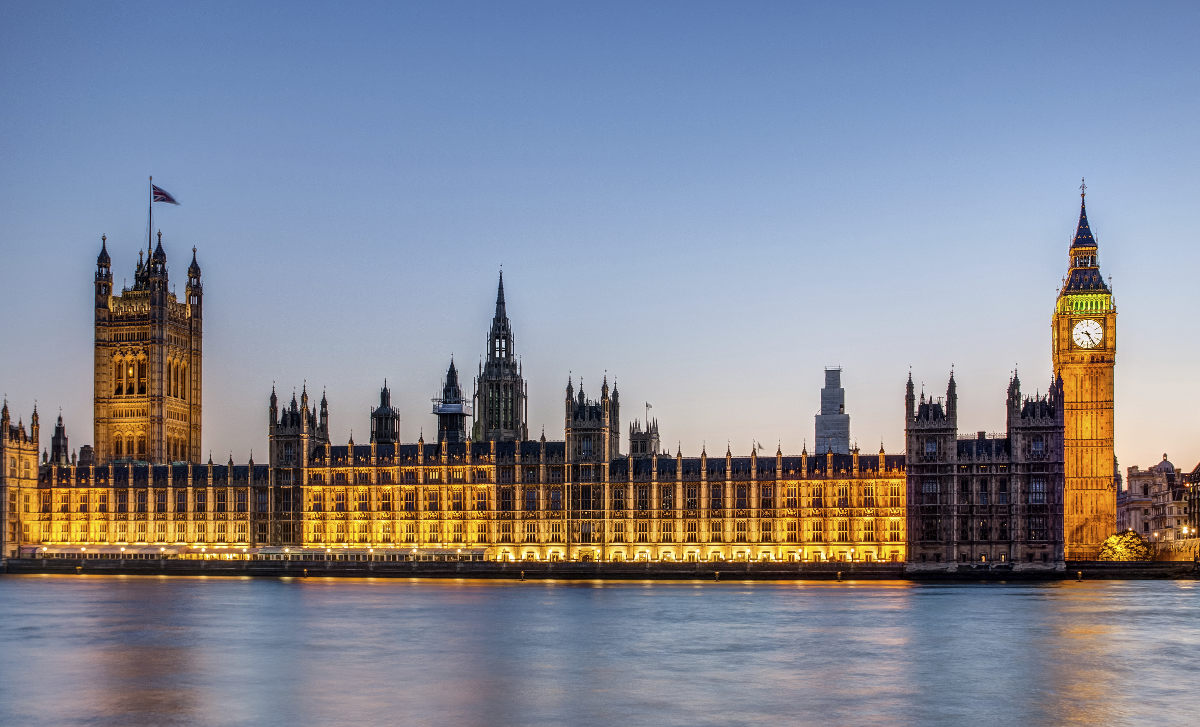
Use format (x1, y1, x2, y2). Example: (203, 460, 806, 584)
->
(1072, 319, 1103, 349)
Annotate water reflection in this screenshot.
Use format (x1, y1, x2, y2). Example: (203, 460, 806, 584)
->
(0, 576, 1196, 727)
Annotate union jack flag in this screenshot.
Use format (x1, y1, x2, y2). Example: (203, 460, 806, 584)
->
(152, 184, 180, 205)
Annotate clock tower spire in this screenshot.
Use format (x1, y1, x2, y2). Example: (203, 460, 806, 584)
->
(1052, 179, 1117, 560)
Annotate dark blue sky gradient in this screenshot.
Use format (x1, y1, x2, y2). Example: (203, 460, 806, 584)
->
(1, 2, 1196, 469)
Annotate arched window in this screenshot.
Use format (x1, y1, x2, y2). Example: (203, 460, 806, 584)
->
(114, 360, 123, 395)
(138, 437, 147, 457)
(114, 438, 123, 457)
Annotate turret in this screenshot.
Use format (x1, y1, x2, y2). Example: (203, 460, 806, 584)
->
(186, 246, 203, 313)
(905, 370, 916, 421)
(95, 234, 112, 308)
(30, 404, 39, 445)
(433, 358, 470, 445)
(50, 413, 69, 466)
(946, 370, 957, 421)
(371, 380, 400, 444)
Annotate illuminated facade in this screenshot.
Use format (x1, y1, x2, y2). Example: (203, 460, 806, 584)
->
(1052, 185, 1117, 559)
(2, 402, 40, 559)
(9, 270, 904, 562)
(93, 234, 203, 465)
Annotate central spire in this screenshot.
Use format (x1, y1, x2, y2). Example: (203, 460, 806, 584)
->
(1072, 177, 1096, 249)
(495, 269, 506, 319)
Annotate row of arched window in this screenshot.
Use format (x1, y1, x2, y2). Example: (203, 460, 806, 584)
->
(110, 356, 189, 400)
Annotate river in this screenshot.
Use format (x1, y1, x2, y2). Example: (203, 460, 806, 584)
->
(0, 576, 1195, 726)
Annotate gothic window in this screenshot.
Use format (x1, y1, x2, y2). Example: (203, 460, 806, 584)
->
(659, 485, 674, 512)
(549, 489, 562, 511)
(635, 520, 649, 543)
(236, 490, 248, 513)
(155, 490, 167, 512)
(357, 489, 370, 511)
(786, 520, 799, 542)
(809, 521, 824, 542)
(426, 491, 440, 511)
(685, 520, 699, 542)
(380, 490, 393, 512)
(137, 437, 147, 457)
(925, 439, 937, 456)
(888, 519, 902, 542)
(786, 485, 798, 509)
(997, 479, 1009, 505)
(1029, 516, 1048, 541)
(114, 438, 123, 458)
(978, 481, 989, 505)
(836, 520, 849, 542)
(660, 521, 675, 542)
(335, 490, 347, 512)
(735, 485, 748, 510)
(977, 520, 988, 540)
(524, 488, 538, 512)
(685, 485, 699, 510)
(759, 520, 773, 542)
(837, 485, 849, 508)
(215, 490, 227, 513)
(1029, 478, 1046, 504)
(709, 485, 723, 512)
(635, 485, 650, 512)
(735, 520, 748, 542)
(863, 485, 874, 508)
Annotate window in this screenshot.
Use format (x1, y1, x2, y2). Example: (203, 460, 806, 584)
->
(811, 487, 823, 508)
(760, 519, 773, 542)
(525, 488, 538, 512)
(611, 488, 625, 512)
(837, 520, 849, 542)
(660, 485, 674, 512)
(863, 485, 874, 508)
(685, 485, 699, 511)
(709, 485, 723, 511)
(452, 489, 464, 512)
(809, 521, 824, 542)
(426, 490, 441, 511)
(760, 485, 774, 511)
(1029, 479, 1046, 504)
(475, 490, 487, 511)
(405, 490, 417, 512)
(357, 489, 370, 511)
(922, 479, 939, 506)
(1029, 516, 1047, 541)
(685, 520, 699, 542)
(888, 519, 902, 542)
(636, 485, 650, 512)
(635, 520, 649, 543)
(889, 484, 902, 508)
(735, 485, 749, 510)
(925, 439, 937, 456)
(310, 491, 324, 512)
(380, 490, 393, 511)
(837, 485, 849, 508)
(735, 520, 748, 542)
(549, 489, 562, 511)
(786, 485, 798, 509)
(786, 520, 799, 541)
(195, 490, 206, 513)
(116, 490, 129, 514)
(215, 490, 227, 513)
(661, 521, 675, 542)
(236, 490, 248, 513)
(978, 481, 988, 506)
(997, 479, 1008, 505)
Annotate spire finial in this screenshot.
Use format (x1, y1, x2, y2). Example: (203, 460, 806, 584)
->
(1080, 176, 1086, 201)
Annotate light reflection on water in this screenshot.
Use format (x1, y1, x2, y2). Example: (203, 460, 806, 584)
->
(0, 576, 1196, 727)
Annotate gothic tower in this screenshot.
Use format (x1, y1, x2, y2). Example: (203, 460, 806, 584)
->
(1052, 182, 1117, 559)
(433, 359, 470, 445)
(564, 376, 620, 463)
(370, 381, 400, 444)
(473, 271, 528, 442)
(94, 234, 203, 464)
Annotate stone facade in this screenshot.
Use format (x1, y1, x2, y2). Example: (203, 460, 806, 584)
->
(815, 367, 850, 455)
(904, 371, 1065, 566)
(93, 234, 203, 465)
(1, 402, 40, 559)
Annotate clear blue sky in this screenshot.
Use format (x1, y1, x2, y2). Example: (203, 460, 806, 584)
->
(2, 1, 1197, 471)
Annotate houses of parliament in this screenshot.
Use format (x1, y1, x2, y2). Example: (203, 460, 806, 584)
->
(1, 189, 1117, 565)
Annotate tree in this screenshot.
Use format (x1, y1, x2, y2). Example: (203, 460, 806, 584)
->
(1097, 531, 1151, 561)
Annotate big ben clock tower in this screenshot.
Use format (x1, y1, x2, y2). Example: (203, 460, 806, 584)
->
(1053, 180, 1116, 560)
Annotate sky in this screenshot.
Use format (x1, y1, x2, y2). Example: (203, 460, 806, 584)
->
(1, 1, 1197, 473)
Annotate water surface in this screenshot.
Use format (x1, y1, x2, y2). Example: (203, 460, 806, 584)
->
(0, 575, 1195, 726)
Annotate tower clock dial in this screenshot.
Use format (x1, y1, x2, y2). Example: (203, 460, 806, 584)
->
(1072, 319, 1103, 349)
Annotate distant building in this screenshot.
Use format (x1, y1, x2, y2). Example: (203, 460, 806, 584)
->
(1126, 455, 1188, 543)
(815, 368, 850, 455)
